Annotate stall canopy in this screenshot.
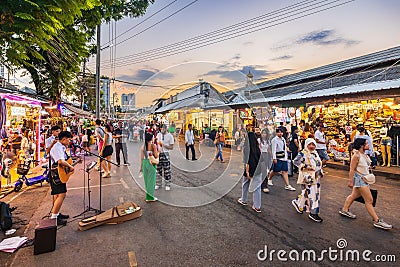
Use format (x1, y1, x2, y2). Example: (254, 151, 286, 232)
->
(62, 103, 93, 117)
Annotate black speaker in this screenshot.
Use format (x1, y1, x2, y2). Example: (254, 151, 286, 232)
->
(34, 219, 57, 255)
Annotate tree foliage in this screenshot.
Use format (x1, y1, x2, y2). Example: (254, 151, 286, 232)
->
(0, 0, 153, 102)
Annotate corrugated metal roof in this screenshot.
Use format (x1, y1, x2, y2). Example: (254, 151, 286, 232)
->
(257, 46, 400, 89)
(272, 78, 400, 102)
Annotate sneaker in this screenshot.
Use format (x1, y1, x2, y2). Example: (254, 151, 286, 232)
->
(252, 206, 261, 213)
(57, 217, 67, 226)
(124, 163, 130, 166)
(102, 172, 111, 178)
(165, 185, 171, 191)
(339, 209, 356, 219)
(308, 213, 323, 223)
(155, 185, 160, 190)
(58, 213, 70, 219)
(262, 188, 270, 193)
(373, 219, 392, 230)
(292, 200, 303, 214)
(268, 180, 274, 186)
(146, 197, 158, 202)
(284, 185, 296, 191)
(237, 198, 248, 206)
(322, 164, 327, 168)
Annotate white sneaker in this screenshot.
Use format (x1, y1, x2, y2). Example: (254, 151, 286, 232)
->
(155, 185, 160, 190)
(284, 185, 296, 191)
(165, 185, 171, 191)
(262, 188, 270, 193)
(268, 180, 274, 186)
(373, 219, 392, 230)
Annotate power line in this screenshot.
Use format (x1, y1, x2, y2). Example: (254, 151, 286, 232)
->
(100, 0, 180, 49)
(96, 0, 316, 65)
(114, 0, 199, 47)
(100, 0, 355, 68)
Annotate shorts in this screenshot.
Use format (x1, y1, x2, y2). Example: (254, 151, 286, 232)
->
(49, 177, 67, 195)
(317, 149, 329, 161)
(272, 160, 288, 172)
(381, 138, 392, 146)
(102, 145, 113, 157)
(353, 172, 369, 188)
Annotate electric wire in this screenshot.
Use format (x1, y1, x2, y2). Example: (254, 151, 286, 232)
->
(100, 0, 355, 68)
(100, 0, 180, 48)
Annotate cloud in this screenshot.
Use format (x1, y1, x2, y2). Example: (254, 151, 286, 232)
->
(271, 55, 293, 61)
(297, 30, 359, 46)
(272, 29, 360, 50)
(117, 68, 174, 86)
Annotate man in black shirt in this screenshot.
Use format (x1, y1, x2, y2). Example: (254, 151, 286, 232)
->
(113, 121, 129, 166)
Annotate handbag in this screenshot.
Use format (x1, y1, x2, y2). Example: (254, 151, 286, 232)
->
(355, 189, 378, 207)
(362, 173, 376, 184)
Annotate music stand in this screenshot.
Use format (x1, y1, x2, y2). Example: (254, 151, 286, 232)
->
(73, 150, 100, 218)
(73, 145, 119, 215)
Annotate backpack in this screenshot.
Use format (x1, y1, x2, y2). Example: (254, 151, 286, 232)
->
(0, 201, 13, 231)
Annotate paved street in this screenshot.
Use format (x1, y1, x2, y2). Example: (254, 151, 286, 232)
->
(2, 141, 399, 266)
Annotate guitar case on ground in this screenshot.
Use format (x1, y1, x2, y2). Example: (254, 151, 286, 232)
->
(78, 202, 142, 231)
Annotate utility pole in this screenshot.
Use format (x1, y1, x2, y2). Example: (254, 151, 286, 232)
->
(95, 24, 101, 118)
(81, 59, 86, 109)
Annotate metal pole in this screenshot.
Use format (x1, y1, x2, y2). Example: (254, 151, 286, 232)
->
(95, 24, 101, 118)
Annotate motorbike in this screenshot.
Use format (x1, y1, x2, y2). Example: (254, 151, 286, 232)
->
(14, 158, 49, 192)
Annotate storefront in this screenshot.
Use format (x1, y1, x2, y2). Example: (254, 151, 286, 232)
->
(0, 94, 45, 161)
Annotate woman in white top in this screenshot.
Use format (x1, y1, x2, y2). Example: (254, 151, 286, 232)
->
(339, 138, 392, 230)
(100, 124, 114, 178)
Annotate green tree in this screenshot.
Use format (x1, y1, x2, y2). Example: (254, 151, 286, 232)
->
(0, 0, 153, 101)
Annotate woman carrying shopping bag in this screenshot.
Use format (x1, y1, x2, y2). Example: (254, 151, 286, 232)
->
(339, 138, 392, 230)
(291, 138, 324, 223)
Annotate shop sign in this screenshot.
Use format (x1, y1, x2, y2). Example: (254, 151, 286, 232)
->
(11, 106, 26, 117)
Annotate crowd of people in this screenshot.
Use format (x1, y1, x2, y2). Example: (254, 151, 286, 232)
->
(236, 121, 392, 230)
(0, 116, 393, 230)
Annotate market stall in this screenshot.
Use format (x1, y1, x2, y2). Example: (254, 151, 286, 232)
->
(0, 93, 46, 161)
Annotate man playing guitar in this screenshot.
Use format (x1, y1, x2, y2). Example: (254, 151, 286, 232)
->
(49, 131, 74, 226)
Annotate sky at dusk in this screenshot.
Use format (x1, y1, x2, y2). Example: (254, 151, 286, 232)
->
(11, 0, 400, 107)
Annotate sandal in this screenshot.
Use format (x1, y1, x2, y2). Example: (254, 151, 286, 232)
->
(237, 198, 248, 206)
(252, 206, 261, 213)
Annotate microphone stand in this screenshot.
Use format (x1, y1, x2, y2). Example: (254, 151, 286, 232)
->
(73, 145, 119, 215)
(73, 148, 100, 218)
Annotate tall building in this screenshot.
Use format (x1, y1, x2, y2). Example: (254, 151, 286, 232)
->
(100, 78, 111, 113)
(121, 93, 136, 112)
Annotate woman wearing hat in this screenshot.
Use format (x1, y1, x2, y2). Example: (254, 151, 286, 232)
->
(291, 138, 324, 223)
(339, 138, 392, 230)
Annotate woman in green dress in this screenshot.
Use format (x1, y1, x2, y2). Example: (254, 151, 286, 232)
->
(140, 132, 159, 202)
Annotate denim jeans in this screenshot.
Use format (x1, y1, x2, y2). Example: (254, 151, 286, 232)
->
(216, 142, 224, 161)
(240, 172, 262, 209)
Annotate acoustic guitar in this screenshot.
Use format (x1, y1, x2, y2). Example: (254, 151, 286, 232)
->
(58, 157, 82, 183)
